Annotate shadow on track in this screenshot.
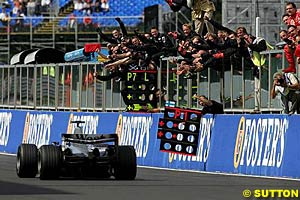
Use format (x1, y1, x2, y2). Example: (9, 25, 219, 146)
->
(0, 180, 74, 195)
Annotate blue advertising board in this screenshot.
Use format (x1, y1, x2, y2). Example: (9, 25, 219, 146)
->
(0, 110, 27, 153)
(0, 110, 119, 154)
(206, 114, 300, 179)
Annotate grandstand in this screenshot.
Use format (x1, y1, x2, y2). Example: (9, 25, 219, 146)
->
(0, 0, 171, 64)
(0, 0, 167, 31)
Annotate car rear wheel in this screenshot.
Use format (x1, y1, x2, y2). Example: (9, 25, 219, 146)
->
(38, 145, 62, 180)
(114, 146, 137, 180)
(16, 144, 38, 178)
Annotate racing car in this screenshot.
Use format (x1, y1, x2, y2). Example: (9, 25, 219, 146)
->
(16, 121, 137, 180)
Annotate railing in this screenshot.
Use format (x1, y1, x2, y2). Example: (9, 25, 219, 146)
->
(0, 50, 287, 113)
(0, 16, 144, 33)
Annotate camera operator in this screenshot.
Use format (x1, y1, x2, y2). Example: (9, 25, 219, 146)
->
(271, 71, 300, 114)
(235, 27, 268, 78)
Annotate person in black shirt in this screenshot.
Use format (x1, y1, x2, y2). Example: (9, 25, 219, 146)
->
(96, 17, 128, 45)
(193, 94, 224, 114)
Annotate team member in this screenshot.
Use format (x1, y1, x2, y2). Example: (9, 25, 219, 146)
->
(193, 94, 224, 114)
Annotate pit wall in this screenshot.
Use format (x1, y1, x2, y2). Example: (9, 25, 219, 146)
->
(0, 110, 299, 179)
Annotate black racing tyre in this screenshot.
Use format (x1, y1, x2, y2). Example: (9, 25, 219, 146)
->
(38, 145, 62, 180)
(16, 144, 38, 178)
(114, 146, 137, 180)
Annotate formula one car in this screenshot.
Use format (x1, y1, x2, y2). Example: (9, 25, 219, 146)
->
(16, 121, 137, 180)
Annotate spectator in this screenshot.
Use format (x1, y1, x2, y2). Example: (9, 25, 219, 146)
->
(283, 2, 300, 73)
(27, 0, 36, 16)
(35, 0, 42, 15)
(271, 71, 300, 114)
(0, 9, 10, 27)
(147, 26, 176, 62)
(12, 0, 21, 16)
(285, 2, 300, 32)
(74, 0, 84, 12)
(82, 14, 93, 31)
(168, 23, 199, 42)
(279, 29, 293, 50)
(282, 13, 289, 26)
(83, 0, 93, 15)
(14, 10, 25, 32)
(93, 0, 101, 12)
(41, 0, 51, 13)
(67, 13, 77, 31)
(284, 25, 298, 73)
(100, 0, 109, 12)
(144, 33, 151, 39)
(97, 17, 128, 44)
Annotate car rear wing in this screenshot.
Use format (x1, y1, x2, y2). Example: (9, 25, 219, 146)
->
(62, 134, 118, 144)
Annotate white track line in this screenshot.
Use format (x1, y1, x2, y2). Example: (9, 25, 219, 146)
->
(138, 166, 300, 182)
(0, 152, 16, 156)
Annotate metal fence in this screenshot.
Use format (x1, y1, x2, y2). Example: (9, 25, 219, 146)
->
(0, 49, 288, 113)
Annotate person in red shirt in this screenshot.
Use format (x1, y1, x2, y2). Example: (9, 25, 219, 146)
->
(286, 2, 300, 31)
(83, 14, 93, 31)
(282, 2, 300, 73)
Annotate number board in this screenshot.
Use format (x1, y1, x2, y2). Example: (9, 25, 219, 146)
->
(157, 106, 202, 155)
(126, 70, 157, 83)
(123, 70, 157, 112)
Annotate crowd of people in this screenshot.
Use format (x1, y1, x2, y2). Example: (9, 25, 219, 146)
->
(96, 18, 269, 78)
(72, 0, 110, 31)
(270, 2, 300, 114)
(93, 10, 271, 113)
(73, 0, 109, 15)
(0, 0, 54, 31)
(0, 0, 110, 32)
(91, 0, 300, 114)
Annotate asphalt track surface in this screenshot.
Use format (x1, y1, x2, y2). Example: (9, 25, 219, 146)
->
(0, 154, 299, 200)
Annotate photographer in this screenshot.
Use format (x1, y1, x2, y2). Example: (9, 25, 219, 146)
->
(271, 71, 300, 114)
(235, 27, 268, 78)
